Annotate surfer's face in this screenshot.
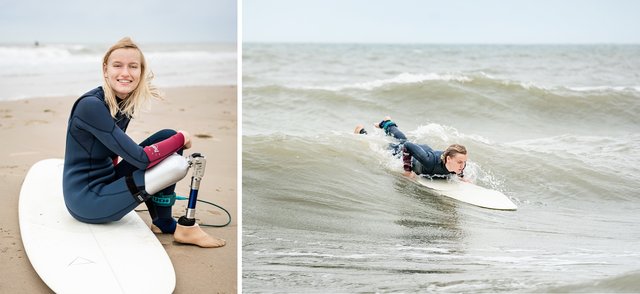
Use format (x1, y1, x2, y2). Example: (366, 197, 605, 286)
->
(104, 48, 142, 99)
(445, 153, 467, 174)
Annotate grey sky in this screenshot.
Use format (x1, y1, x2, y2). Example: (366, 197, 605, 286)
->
(0, 0, 236, 43)
(243, 0, 640, 44)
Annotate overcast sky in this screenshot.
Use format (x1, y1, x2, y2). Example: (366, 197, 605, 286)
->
(0, 0, 236, 43)
(243, 0, 640, 44)
(1, 1, 638, 44)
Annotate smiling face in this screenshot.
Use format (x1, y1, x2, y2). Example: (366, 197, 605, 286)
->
(103, 48, 142, 99)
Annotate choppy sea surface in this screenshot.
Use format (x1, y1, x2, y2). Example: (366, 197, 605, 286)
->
(0, 42, 236, 100)
(242, 44, 640, 292)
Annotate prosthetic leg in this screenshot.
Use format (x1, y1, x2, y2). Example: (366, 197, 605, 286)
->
(178, 153, 205, 226)
(144, 153, 190, 195)
(142, 153, 225, 247)
(173, 153, 226, 248)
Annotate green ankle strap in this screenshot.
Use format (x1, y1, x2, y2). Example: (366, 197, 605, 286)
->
(380, 120, 397, 134)
(151, 192, 177, 207)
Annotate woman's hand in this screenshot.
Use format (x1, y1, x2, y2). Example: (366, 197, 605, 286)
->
(178, 130, 192, 149)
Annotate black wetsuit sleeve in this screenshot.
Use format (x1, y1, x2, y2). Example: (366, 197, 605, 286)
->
(72, 97, 150, 170)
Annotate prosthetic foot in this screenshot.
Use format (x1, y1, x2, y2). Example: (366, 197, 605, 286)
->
(174, 223, 226, 248)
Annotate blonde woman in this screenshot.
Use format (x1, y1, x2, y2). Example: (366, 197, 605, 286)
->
(63, 37, 224, 248)
(355, 117, 468, 180)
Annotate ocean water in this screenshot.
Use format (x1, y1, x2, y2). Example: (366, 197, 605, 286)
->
(242, 44, 640, 292)
(0, 42, 236, 100)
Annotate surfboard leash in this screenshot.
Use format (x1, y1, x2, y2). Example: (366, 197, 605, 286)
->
(176, 196, 232, 227)
(135, 197, 232, 227)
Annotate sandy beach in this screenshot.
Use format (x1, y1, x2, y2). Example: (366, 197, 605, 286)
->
(0, 85, 237, 293)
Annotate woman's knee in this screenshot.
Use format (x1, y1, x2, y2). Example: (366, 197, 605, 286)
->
(139, 129, 178, 147)
(152, 129, 178, 141)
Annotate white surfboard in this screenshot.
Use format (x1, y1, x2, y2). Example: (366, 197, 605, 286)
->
(19, 159, 176, 294)
(415, 177, 517, 210)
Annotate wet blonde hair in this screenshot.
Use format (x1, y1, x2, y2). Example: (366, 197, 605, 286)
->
(102, 37, 162, 118)
(441, 144, 467, 163)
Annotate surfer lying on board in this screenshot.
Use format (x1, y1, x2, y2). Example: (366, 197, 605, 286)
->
(355, 117, 469, 181)
(62, 37, 224, 248)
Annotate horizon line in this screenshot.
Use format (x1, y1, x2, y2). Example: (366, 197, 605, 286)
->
(242, 41, 640, 46)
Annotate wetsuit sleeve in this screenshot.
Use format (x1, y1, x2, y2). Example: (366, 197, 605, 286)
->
(72, 97, 184, 170)
(143, 132, 185, 168)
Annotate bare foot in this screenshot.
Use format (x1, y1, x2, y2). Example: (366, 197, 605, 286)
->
(354, 124, 367, 134)
(174, 223, 226, 248)
(374, 116, 392, 128)
(150, 224, 163, 234)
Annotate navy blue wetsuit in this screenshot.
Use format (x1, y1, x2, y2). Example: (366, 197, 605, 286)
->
(382, 123, 457, 179)
(63, 87, 184, 224)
